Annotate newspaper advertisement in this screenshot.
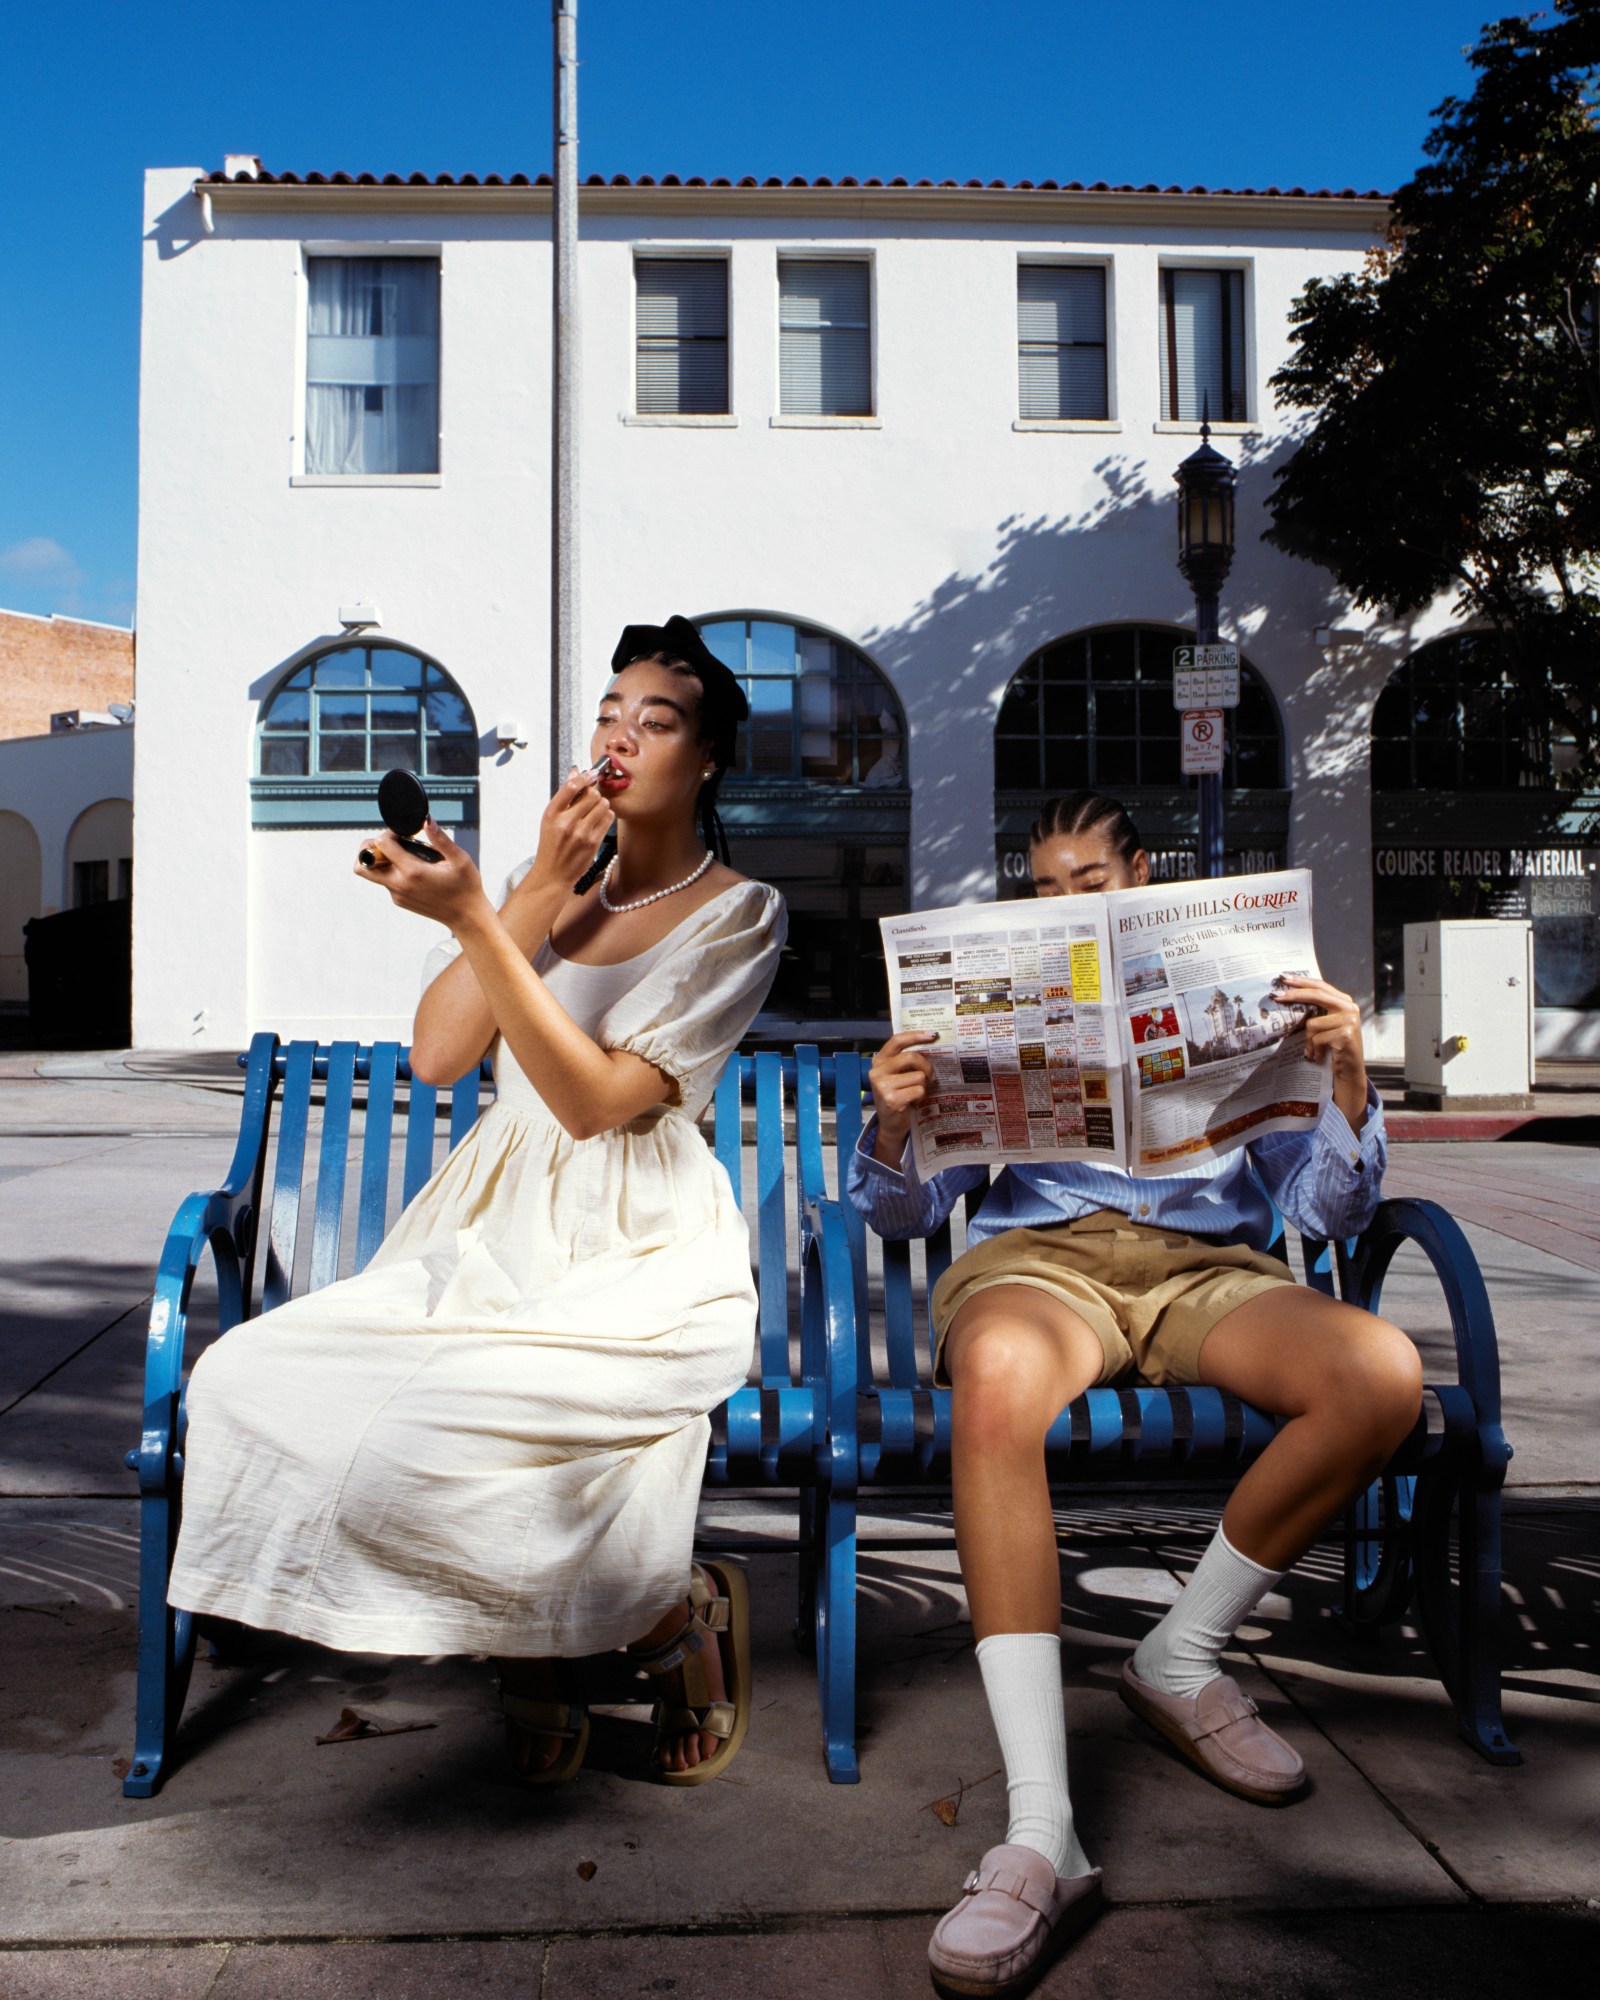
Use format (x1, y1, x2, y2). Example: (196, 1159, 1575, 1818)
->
(1109, 869, 1331, 1172)
(879, 869, 1330, 1177)
(879, 898, 1126, 1178)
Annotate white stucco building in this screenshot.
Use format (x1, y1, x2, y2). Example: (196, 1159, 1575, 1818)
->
(132, 159, 1598, 1053)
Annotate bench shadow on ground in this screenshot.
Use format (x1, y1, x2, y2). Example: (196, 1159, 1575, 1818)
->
(847, 1493, 1600, 1725)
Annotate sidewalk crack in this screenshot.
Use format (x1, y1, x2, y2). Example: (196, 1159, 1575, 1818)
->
(1249, 1647, 1483, 1905)
(0, 1295, 152, 1420)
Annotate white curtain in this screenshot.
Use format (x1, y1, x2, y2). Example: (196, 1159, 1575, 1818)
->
(306, 259, 440, 473)
(1160, 269, 1245, 423)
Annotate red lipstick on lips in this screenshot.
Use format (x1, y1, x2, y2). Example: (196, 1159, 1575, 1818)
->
(594, 755, 630, 791)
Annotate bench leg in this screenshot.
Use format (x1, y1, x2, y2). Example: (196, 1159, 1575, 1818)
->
(1412, 1460, 1520, 1767)
(123, 1489, 197, 1798)
(794, 1488, 819, 1652)
(814, 1488, 859, 1783)
(1341, 1473, 1416, 1628)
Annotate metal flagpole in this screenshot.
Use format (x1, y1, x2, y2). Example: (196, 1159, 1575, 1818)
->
(550, 0, 581, 790)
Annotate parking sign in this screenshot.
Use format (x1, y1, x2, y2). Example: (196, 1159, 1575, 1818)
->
(1173, 644, 1240, 709)
(1180, 709, 1225, 774)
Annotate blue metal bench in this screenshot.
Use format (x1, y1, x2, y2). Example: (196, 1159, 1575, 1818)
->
(124, 1037, 1515, 1796)
(122, 1033, 856, 1797)
(798, 1050, 1518, 1780)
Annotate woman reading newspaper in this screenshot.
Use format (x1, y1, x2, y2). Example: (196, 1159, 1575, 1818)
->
(848, 791, 1417, 2000)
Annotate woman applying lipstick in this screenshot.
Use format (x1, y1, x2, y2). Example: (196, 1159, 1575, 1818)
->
(168, 617, 784, 1787)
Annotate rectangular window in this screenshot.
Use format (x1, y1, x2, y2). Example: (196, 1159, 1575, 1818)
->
(305, 256, 441, 473)
(635, 259, 729, 414)
(779, 259, 871, 415)
(1159, 268, 1247, 422)
(1018, 265, 1108, 420)
(73, 860, 108, 908)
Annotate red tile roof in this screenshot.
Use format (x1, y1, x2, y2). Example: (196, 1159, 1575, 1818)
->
(198, 167, 1388, 200)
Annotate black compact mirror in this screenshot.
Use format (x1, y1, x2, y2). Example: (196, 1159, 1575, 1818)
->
(359, 769, 444, 867)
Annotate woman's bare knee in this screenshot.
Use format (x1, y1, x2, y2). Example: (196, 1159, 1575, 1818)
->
(1348, 1315, 1424, 1441)
(946, 1292, 1101, 1456)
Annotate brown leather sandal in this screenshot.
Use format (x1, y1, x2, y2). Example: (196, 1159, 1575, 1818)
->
(628, 1561, 751, 1787)
(496, 1659, 590, 1785)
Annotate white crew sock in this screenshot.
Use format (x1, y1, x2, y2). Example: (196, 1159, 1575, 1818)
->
(975, 1633, 1094, 1879)
(1131, 1525, 1283, 1700)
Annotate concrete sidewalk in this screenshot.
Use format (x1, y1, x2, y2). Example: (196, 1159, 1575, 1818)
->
(2, 1057, 1598, 1998)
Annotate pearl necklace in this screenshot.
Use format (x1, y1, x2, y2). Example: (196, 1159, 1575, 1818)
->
(598, 849, 713, 913)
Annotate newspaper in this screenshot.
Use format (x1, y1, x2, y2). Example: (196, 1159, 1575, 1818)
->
(880, 869, 1331, 1177)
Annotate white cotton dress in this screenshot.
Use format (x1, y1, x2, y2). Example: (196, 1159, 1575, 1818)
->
(167, 876, 786, 1659)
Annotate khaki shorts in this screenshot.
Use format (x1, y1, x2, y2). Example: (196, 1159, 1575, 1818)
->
(929, 1208, 1295, 1390)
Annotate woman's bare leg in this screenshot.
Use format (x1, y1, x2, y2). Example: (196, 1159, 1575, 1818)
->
(944, 1285, 1105, 1638)
(1197, 1289, 1423, 1570)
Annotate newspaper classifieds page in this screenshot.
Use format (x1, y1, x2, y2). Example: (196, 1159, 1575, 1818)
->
(879, 899, 1128, 1176)
(1103, 869, 1333, 1174)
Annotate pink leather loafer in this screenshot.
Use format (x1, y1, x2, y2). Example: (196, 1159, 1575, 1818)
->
(1118, 1659, 1306, 1803)
(928, 1842, 1103, 1999)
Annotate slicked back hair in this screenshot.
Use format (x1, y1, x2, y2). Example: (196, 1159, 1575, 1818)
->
(1027, 791, 1144, 866)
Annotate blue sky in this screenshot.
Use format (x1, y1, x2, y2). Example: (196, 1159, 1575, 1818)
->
(1, 1, 1495, 628)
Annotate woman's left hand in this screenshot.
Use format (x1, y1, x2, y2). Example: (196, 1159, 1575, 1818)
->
(354, 819, 489, 930)
(1273, 974, 1369, 1124)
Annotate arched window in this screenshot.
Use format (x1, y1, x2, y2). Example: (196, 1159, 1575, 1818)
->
(993, 624, 1288, 891)
(66, 799, 133, 907)
(1369, 632, 1599, 1012)
(995, 624, 1282, 792)
(695, 615, 908, 1022)
(698, 616, 906, 788)
(0, 811, 42, 1004)
(252, 640, 479, 830)
(1371, 631, 1578, 791)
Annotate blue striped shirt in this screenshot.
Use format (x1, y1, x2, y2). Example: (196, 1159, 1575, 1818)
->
(845, 1088, 1386, 1249)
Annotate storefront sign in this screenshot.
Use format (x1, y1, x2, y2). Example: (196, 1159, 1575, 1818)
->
(999, 844, 1283, 891)
(1371, 845, 1598, 1010)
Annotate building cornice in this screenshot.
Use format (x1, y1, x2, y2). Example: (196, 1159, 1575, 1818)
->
(195, 179, 1391, 235)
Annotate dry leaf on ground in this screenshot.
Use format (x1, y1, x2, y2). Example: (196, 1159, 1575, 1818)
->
(315, 1706, 438, 1745)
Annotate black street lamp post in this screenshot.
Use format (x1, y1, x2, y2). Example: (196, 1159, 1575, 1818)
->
(1175, 418, 1237, 879)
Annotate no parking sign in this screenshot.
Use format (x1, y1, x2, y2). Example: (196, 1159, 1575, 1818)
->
(1180, 709, 1224, 775)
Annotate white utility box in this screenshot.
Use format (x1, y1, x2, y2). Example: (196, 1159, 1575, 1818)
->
(1403, 920, 1534, 1110)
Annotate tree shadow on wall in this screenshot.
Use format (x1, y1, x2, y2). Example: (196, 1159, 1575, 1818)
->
(853, 436, 1436, 934)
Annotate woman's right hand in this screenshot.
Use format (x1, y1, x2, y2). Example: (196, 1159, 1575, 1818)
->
(867, 1030, 940, 1165)
(526, 766, 616, 890)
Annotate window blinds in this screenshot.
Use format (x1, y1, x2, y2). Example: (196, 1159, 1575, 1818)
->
(778, 260, 871, 415)
(635, 259, 729, 414)
(1159, 269, 1246, 422)
(1017, 265, 1108, 419)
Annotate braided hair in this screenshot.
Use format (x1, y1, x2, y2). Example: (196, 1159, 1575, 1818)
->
(1027, 791, 1145, 865)
(574, 648, 742, 893)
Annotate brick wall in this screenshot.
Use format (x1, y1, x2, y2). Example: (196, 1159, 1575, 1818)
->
(0, 609, 135, 741)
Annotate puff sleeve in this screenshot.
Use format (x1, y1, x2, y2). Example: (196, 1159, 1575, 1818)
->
(596, 882, 787, 1118)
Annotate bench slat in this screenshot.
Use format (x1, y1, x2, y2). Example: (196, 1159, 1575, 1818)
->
(308, 1043, 357, 1292)
(755, 1051, 789, 1382)
(402, 1074, 438, 1207)
(355, 1044, 401, 1271)
(713, 1055, 743, 1194)
(262, 1041, 317, 1313)
(449, 1068, 483, 1149)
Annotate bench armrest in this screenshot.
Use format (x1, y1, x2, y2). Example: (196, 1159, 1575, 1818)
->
(128, 1186, 255, 1494)
(800, 1189, 861, 1498)
(1343, 1197, 1510, 1479)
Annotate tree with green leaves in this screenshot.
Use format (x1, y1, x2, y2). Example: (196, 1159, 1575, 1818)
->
(1266, 0, 1600, 777)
